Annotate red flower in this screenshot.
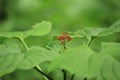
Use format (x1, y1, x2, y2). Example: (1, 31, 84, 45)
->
(66, 36, 72, 41)
(57, 32, 72, 45)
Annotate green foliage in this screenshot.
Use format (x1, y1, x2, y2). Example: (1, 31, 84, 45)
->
(100, 42, 120, 56)
(0, 43, 57, 77)
(48, 42, 120, 80)
(18, 46, 57, 70)
(0, 21, 52, 39)
(0, 0, 120, 79)
(0, 44, 24, 76)
(48, 45, 95, 77)
(98, 20, 120, 36)
(48, 20, 120, 80)
(0, 20, 120, 80)
(0, 21, 56, 77)
(76, 20, 120, 40)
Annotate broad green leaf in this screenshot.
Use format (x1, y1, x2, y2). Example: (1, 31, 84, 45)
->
(0, 32, 23, 39)
(48, 45, 95, 78)
(23, 21, 52, 38)
(0, 44, 24, 76)
(100, 56, 117, 80)
(90, 42, 120, 80)
(88, 54, 120, 80)
(18, 46, 58, 69)
(98, 20, 120, 36)
(48, 44, 120, 79)
(0, 21, 52, 39)
(95, 42, 120, 80)
(0, 44, 57, 77)
(87, 54, 107, 78)
(100, 42, 120, 56)
(100, 42, 120, 62)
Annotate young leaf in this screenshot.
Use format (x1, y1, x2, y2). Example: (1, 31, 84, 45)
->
(0, 21, 52, 39)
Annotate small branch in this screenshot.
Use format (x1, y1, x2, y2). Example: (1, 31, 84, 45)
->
(34, 67, 53, 80)
(62, 69, 67, 80)
(71, 74, 75, 80)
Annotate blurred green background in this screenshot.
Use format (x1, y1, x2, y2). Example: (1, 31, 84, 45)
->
(0, 0, 120, 80)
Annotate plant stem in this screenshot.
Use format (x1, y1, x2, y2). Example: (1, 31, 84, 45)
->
(84, 77, 88, 80)
(87, 36, 95, 46)
(34, 66, 53, 80)
(62, 69, 67, 80)
(19, 38, 52, 80)
(20, 38, 29, 50)
(71, 74, 75, 80)
(87, 38, 92, 46)
(61, 43, 67, 80)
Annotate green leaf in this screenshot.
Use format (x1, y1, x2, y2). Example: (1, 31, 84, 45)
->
(45, 40, 64, 52)
(23, 21, 52, 38)
(0, 32, 23, 39)
(0, 21, 52, 39)
(77, 20, 120, 39)
(100, 42, 120, 62)
(100, 42, 120, 56)
(48, 45, 95, 78)
(48, 44, 120, 79)
(18, 46, 58, 69)
(78, 28, 106, 39)
(98, 20, 120, 36)
(0, 44, 24, 76)
(0, 44, 57, 77)
(100, 56, 118, 80)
